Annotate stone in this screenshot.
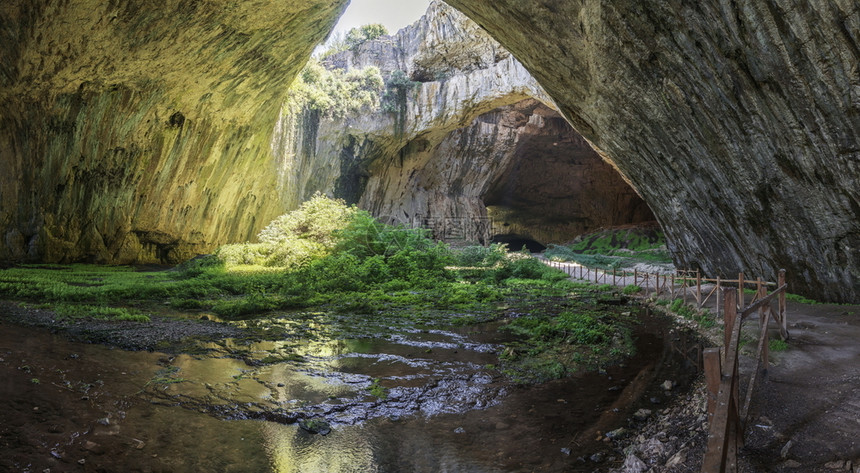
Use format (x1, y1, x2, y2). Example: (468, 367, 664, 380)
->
(665, 448, 688, 468)
(633, 409, 652, 421)
(781, 440, 793, 459)
(0, 0, 347, 265)
(298, 418, 331, 436)
(81, 441, 105, 455)
(660, 380, 674, 391)
(825, 460, 846, 470)
(446, 0, 860, 303)
(619, 453, 647, 473)
(638, 438, 665, 460)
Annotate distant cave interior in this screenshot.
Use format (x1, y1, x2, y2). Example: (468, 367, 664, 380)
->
(479, 101, 656, 250)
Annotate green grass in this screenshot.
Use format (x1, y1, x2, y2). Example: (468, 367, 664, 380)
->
(785, 293, 819, 304)
(367, 378, 388, 399)
(623, 284, 642, 295)
(768, 338, 789, 352)
(0, 197, 650, 386)
(544, 227, 672, 270)
(668, 298, 716, 328)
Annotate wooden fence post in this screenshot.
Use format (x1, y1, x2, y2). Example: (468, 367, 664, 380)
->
(696, 270, 702, 307)
(716, 276, 721, 318)
(778, 269, 788, 340)
(738, 272, 745, 309)
(704, 347, 722, 422)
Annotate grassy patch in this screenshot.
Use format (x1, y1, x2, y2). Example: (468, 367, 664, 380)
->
(623, 284, 642, 295)
(668, 298, 715, 328)
(768, 338, 789, 352)
(544, 227, 672, 270)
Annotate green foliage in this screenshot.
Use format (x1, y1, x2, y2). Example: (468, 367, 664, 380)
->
(367, 378, 388, 399)
(335, 211, 434, 259)
(545, 227, 672, 270)
(667, 298, 715, 328)
(488, 253, 570, 283)
(623, 284, 642, 295)
(784, 293, 819, 304)
(453, 244, 509, 267)
(290, 60, 384, 118)
(54, 304, 151, 322)
(381, 69, 420, 116)
(500, 305, 635, 384)
(217, 193, 358, 270)
(769, 338, 789, 352)
(345, 24, 388, 48)
(318, 24, 388, 58)
(259, 193, 357, 247)
(545, 245, 624, 269)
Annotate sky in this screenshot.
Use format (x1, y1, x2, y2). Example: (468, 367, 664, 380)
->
(329, 0, 432, 38)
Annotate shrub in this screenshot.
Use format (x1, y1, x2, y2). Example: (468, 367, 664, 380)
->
(216, 243, 271, 266)
(454, 244, 508, 267)
(623, 284, 642, 295)
(345, 24, 388, 49)
(258, 192, 356, 248)
(335, 211, 434, 259)
(290, 61, 385, 119)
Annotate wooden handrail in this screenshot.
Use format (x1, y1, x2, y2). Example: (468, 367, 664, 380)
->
(702, 270, 789, 473)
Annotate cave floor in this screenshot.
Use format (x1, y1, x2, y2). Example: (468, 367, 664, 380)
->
(558, 263, 860, 472)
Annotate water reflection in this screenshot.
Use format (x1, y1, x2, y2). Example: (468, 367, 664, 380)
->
(1, 309, 702, 472)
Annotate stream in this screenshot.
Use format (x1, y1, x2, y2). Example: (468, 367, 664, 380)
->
(0, 309, 702, 472)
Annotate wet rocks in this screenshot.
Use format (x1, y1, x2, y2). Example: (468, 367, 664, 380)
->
(298, 418, 331, 436)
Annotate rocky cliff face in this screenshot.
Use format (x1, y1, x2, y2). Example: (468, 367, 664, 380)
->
(4, 0, 856, 302)
(447, 0, 860, 302)
(0, 0, 346, 263)
(276, 1, 653, 246)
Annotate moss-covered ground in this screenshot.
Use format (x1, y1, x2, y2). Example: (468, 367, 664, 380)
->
(0, 196, 640, 384)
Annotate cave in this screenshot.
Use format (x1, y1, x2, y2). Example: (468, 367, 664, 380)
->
(1, 0, 858, 302)
(479, 100, 655, 246)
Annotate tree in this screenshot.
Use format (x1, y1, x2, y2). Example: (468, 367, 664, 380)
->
(344, 24, 388, 49)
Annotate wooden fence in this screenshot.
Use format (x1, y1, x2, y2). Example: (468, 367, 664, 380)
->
(701, 277, 788, 473)
(541, 259, 791, 472)
(542, 260, 786, 320)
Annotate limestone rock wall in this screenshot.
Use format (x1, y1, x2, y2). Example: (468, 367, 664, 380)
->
(0, 0, 346, 263)
(281, 1, 652, 246)
(447, 0, 860, 302)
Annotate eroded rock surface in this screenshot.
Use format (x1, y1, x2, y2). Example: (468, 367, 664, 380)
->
(0, 0, 346, 263)
(446, 0, 860, 301)
(276, 1, 653, 245)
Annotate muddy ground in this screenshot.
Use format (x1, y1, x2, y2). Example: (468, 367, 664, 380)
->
(600, 296, 860, 473)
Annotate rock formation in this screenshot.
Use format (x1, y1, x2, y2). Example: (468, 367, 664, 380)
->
(275, 1, 654, 246)
(446, 0, 860, 302)
(0, 0, 346, 263)
(2, 0, 858, 302)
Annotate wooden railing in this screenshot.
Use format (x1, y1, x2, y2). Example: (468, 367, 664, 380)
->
(541, 259, 790, 472)
(701, 272, 788, 473)
(542, 260, 785, 320)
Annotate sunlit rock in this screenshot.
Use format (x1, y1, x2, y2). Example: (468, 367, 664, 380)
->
(0, 0, 347, 263)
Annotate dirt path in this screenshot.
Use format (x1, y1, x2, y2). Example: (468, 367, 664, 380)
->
(547, 260, 860, 472)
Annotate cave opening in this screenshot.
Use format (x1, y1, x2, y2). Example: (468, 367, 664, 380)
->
(472, 99, 657, 249)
